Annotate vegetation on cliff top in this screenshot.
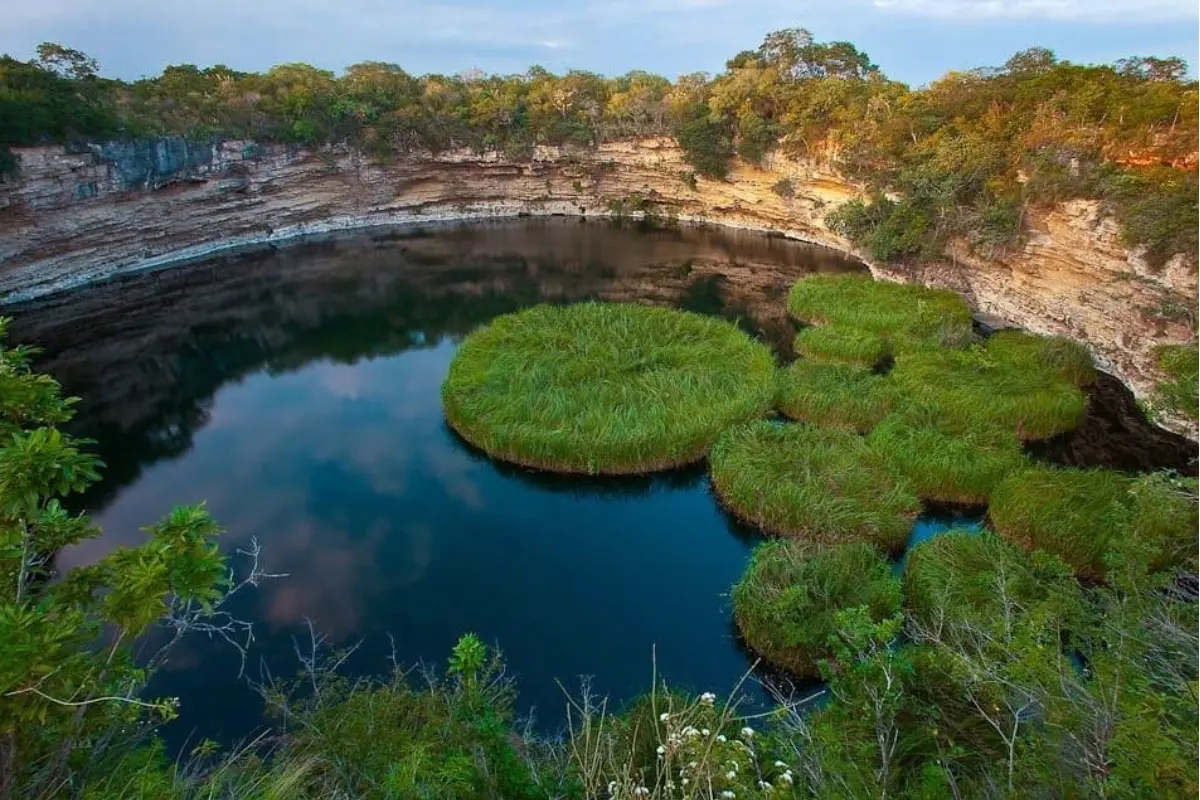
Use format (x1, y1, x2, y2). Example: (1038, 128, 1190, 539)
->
(2, 32, 1197, 271)
(441, 302, 775, 474)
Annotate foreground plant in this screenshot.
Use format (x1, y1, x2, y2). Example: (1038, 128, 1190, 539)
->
(0, 319, 247, 798)
(710, 422, 919, 550)
(441, 302, 776, 474)
(776, 360, 896, 433)
(732, 540, 901, 677)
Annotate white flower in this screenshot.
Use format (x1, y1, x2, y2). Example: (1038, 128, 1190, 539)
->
(716, 734, 727, 743)
(682, 726, 700, 738)
(702, 728, 711, 737)
(659, 712, 670, 722)
(726, 770, 738, 780)
(739, 727, 755, 740)
(778, 772, 794, 786)
(720, 792, 736, 799)
(700, 691, 717, 705)
(759, 780, 774, 790)
(682, 777, 690, 786)
(773, 761, 788, 769)
(665, 780, 675, 790)
(607, 781, 618, 794)
(633, 788, 650, 797)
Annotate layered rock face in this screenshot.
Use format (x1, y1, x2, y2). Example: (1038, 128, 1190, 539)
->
(0, 136, 1195, 438)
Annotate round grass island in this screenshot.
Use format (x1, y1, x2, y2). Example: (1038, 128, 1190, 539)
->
(441, 302, 776, 474)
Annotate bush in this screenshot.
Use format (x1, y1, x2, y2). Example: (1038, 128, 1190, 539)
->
(710, 421, 920, 551)
(787, 274, 975, 353)
(793, 325, 889, 367)
(903, 530, 1041, 631)
(891, 344, 1088, 441)
(1100, 166, 1199, 270)
(1153, 343, 1198, 420)
(867, 414, 1027, 505)
(732, 540, 902, 677)
(771, 177, 795, 198)
(675, 109, 734, 179)
(777, 359, 897, 432)
(441, 302, 776, 474)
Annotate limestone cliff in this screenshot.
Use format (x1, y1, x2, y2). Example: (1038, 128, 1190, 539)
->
(0, 136, 1195, 438)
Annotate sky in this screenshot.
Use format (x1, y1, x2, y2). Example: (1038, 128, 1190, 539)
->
(1, 0, 1197, 86)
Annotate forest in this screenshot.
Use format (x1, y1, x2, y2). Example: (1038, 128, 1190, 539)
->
(1, 30, 1197, 270)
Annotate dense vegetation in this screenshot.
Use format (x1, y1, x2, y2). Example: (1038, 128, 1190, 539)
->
(441, 303, 775, 473)
(2, 31, 1197, 273)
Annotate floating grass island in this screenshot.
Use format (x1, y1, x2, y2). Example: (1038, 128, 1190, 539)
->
(867, 413, 1027, 505)
(732, 540, 901, 677)
(787, 274, 975, 352)
(989, 466, 1198, 580)
(903, 530, 1042, 631)
(441, 302, 776, 474)
(793, 325, 889, 367)
(776, 359, 896, 432)
(709, 421, 920, 552)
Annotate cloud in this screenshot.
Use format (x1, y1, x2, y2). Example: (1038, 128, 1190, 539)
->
(872, 0, 1197, 22)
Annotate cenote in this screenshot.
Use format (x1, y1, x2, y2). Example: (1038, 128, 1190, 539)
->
(8, 218, 1194, 752)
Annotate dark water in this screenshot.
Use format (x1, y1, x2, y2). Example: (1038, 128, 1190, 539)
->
(6, 219, 1193, 750)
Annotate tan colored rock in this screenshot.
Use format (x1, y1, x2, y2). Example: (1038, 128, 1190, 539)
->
(0, 136, 1195, 439)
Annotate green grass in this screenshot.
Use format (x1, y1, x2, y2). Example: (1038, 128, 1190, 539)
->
(903, 530, 1041, 631)
(1153, 343, 1198, 421)
(793, 325, 889, 367)
(732, 539, 902, 677)
(710, 421, 920, 552)
(787, 274, 976, 352)
(990, 466, 1199, 580)
(866, 414, 1027, 505)
(777, 359, 897, 432)
(441, 302, 776, 474)
(891, 344, 1088, 441)
(985, 330, 1097, 387)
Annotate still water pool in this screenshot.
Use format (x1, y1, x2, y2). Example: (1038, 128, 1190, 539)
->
(8, 219, 1192, 750)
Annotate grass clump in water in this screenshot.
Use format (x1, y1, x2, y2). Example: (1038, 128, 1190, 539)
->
(441, 302, 776, 474)
(989, 466, 1197, 580)
(710, 421, 920, 552)
(732, 539, 901, 677)
(777, 359, 897, 432)
(793, 325, 889, 367)
(892, 344, 1088, 440)
(986, 330, 1096, 387)
(1152, 343, 1198, 420)
(787, 274, 975, 352)
(867, 413, 1027, 505)
(903, 530, 1042, 632)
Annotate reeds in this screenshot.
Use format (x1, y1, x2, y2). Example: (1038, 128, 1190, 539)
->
(777, 360, 897, 433)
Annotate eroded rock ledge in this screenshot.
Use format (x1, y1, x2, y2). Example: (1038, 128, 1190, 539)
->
(0, 136, 1195, 439)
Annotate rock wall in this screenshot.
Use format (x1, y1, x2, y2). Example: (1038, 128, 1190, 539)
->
(0, 136, 1195, 438)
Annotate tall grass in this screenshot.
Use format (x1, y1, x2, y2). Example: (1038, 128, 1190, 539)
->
(1153, 343, 1199, 420)
(866, 414, 1027, 505)
(793, 325, 889, 367)
(787, 274, 976, 352)
(891, 344, 1088, 440)
(710, 421, 920, 551)
(777, 359, 897, 433)
(986, 330, 1096, 387)
(441, 302, 776, 474)
(903, 530, 1042, 632)
(732, 539, 902, 677)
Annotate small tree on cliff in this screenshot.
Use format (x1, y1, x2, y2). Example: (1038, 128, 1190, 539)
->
(0, 318, 256, 798)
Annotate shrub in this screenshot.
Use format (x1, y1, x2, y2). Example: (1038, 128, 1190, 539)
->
(777, 359, 897, 432)
(441, 302, 776, 474)
(771, 177, 795, 198)
(903, 530, 1041, 631)
(710, 421, 920, 551)
(732, 540, 902, 677)
(1126, 471, 1199, 570)
(787, 274, 975, 353)
(793, 325, 889, 367)
(1100, 166, 1199, 270)
(675, 110, 733, 179)
(891, 344, 1088, 440)
(1153, 343, 1198, 420)
(867, 415, 1027, 505)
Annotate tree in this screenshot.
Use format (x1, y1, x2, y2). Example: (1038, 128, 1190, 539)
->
(34, 43, 98, 81)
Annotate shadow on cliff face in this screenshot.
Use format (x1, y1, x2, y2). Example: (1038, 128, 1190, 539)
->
(5, 218, 865, 512)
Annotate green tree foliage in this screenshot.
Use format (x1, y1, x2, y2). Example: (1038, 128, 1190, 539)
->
(0, 318, 230, 796)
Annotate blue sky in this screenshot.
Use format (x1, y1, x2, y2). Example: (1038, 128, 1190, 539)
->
(2, 0, 1197, 85)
